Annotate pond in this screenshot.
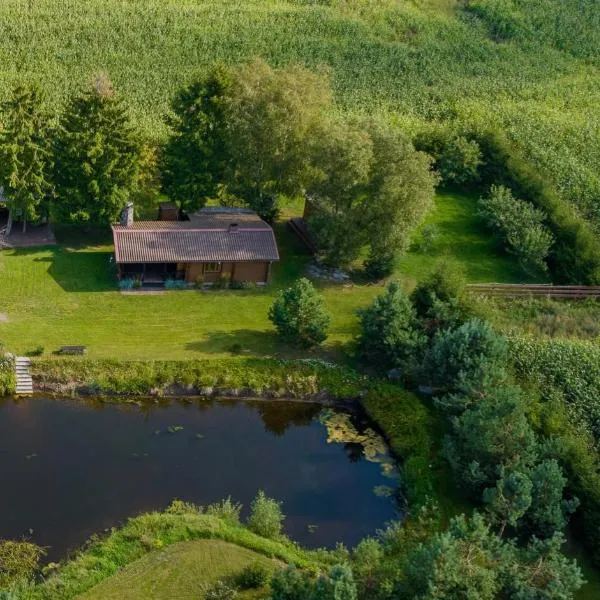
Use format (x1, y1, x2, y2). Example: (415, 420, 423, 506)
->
(0, 397, 401, 561)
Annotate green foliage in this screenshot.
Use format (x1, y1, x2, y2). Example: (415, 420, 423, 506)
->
(425, 319, 508, 396)
(162, 64, 233, 213)
(313, 564, 357, 600)
(202, 580, 238, 600)
(478, 184, 553, 274)
(357, 281, 425, 374)
(0, 85, 52, 234)
(410, 259, 469, 332)
(205, 497, 242, 526)
(414, 127, 482, 186)
(225, 58, 330, 220)
(247, 491, 285, 540)
(444, 386, 538, 493)
(236, 562, 272, 590)
(269, 278, 330, 348)
(0, 354, 16, 397)
(270, 566, 314, 600)
(307, 118, 436, 273)
(0, 540, 43, 591)
(53, 73, 142, 225)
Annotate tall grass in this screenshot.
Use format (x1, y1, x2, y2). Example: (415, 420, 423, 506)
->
(0, 0, 598, 228)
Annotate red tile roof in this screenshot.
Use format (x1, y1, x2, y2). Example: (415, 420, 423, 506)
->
(112, 209, 279, 264)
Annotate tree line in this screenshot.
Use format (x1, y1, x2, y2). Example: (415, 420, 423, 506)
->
(0, 60, 436, 277)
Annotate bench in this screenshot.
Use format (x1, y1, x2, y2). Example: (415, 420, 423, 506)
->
(57, 345, 87, 356)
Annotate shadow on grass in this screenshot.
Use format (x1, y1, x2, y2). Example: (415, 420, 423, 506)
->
(185, 329, 347, 362)
(17, 246, 117, 292)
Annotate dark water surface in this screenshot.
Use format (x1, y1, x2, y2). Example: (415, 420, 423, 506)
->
(0, 397, 400, 560)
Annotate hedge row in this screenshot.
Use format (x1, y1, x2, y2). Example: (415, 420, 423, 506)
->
(0, 354, 15, 396)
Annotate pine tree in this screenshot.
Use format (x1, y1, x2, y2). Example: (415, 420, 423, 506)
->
(53, 73, 141, 225)
(0, 85, 52, 235)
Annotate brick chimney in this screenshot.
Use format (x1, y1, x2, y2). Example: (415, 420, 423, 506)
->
(120, 202, 134, 227)
(228, 222, 239, 234)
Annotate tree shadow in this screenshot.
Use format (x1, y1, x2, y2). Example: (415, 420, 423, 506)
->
(184, 329, 347, 362)
(14, 246, 116, 292)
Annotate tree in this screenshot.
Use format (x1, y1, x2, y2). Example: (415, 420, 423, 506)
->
(483, 469, 533, 537)
(162, 64, 233, 213)
(400, 513, 503, 600)
(225, 58, 331, 221)
(414, 127, 482, 186)
(269, 278, 330, 348)
(444, 387, 538, 493)
(362, 121, 437, 278)
(478, 185, 554, 274)
(410, 259, 469, 332)
(0, 85, 52, 235)
(425, 319, 508, 397)
(305, 117, 372, 267)
(313, 565, 357, 600)
(271, 566, 314, 600)
(356, 281, 425, 374)
(525, 459, 579, 538)
(247, 490, 285, 539)
(53, 73, 142, 225)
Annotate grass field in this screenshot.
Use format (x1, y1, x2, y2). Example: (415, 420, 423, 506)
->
(80, 540, 275, 600)
(0, 192, 535, 359)
(0, 0, 598, 227)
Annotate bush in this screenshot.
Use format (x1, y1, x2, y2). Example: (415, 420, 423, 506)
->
(118, 278, 135, 290)
(364, 252, 396, 280)
(271, 566, 314, 600)
(203, 580, 238, 600)
(0, 540, 44, 589)
(26, 346, 44, 357)
(205, 497, 242, 525)
(0, 354, 15, 397)
(357, 282, 425, 374)
(268, 278, 330, 348)
(236, 562, 272, 589)
(414, 127, 482, 186)
(248, 490, 285, 539)
(164, 278, 189, 290)
(478, 184, 553, 274)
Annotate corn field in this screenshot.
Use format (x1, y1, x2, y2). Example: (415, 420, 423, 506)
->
(0, 0, 598, 228)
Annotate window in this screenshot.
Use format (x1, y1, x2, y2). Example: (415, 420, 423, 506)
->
(203, 262, 222, 273)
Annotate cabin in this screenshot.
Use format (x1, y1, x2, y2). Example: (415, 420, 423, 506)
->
(111, 204, 279, 286)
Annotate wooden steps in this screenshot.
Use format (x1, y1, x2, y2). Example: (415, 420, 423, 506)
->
(467, 284, 600, 299)
(15, 357, 33, 396)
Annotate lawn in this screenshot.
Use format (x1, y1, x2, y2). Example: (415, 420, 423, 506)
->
(80, 540, 275, 600)
(0, 192, 534, 360)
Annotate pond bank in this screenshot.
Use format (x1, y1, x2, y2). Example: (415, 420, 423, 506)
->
(29, 357, 438, 508)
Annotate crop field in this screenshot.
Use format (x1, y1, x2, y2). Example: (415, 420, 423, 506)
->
(0, 0, 598, 228)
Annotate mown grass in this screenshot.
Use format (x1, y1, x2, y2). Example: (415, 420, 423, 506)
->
(80, 539, 276, 600)
(0, 192, 533, 359)
(0, 0, 598, 227)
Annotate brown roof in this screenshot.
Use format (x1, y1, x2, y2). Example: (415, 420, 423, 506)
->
(112, 209, 279, 264)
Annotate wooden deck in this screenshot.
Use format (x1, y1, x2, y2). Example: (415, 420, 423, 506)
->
(467, 284, 600, 299)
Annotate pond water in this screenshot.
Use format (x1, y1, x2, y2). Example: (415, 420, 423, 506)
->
(0, 397, 401, 561)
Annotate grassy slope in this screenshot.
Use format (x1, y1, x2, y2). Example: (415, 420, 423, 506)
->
(80, 540, 274, 600)
(0, 193, 536, 359)
(0, 0, 598, 223)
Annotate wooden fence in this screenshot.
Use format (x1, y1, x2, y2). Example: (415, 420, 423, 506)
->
(466, 284, 600, 299)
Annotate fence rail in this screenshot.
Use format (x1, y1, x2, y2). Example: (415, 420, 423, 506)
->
(466, 284, 600, 299)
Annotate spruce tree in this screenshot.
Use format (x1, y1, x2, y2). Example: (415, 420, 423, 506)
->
(0, 85, 52, 235)
(53, 73, 141, 225)
(162, 64, 233, 213)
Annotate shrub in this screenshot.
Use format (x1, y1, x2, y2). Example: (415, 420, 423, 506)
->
(478, 184, 553, 274)
(236, 562, 272, 589)
(414, 127, 482, 186)
(164, 278, 189, 290)
(118, 278, 135, 290)
(248, 490, 285, 539)
(271, 566, 314, 600)
(26, 346, 44, 357)
(425, 319, 508, 396)
(0, 354, 16, 397)
(205, 497, 242, 525)
(357, 281, 425, 374)
(203, 580, 238, 600)
(268, 278, 330, 348)
(0, 540, 44, 589)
